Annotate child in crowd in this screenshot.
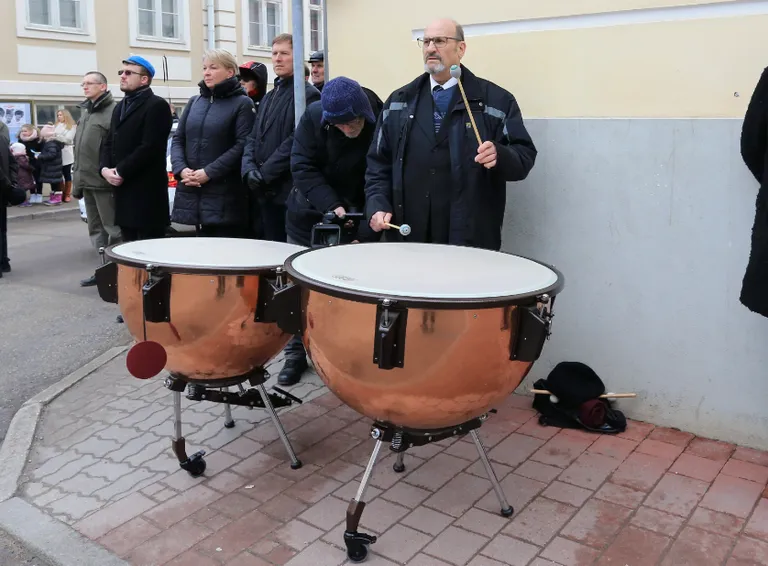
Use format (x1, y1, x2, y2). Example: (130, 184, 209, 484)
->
(10, 143, 35, 207)
(17, 124, 43, 204)
(37, 124, 64, 206)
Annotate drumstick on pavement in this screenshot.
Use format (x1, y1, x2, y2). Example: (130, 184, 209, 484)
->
(384, 222, 412, 236)
(450, 65, 482, 147)
(531, 389, 637, 399)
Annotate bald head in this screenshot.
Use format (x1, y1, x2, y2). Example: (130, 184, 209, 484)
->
(420, 18, 466, 83)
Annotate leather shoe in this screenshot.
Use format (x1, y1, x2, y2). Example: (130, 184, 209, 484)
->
(278, 358, 308, 386)
(80, 275, 97, 287)
(1, 264, 10, 274)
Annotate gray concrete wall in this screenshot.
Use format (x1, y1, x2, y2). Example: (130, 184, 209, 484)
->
(505, 118, 768, 449)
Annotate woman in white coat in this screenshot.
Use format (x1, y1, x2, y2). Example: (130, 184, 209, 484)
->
(54, 109, 77, 203)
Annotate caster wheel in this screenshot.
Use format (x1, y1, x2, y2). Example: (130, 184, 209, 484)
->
(290, 460, 303, 470)
(500, 506, 514, 517)
(347, 544, 368, 563)
(180, 451, 207, 478)
(224, 421, 235, 429)
(392, 462, 405, 473)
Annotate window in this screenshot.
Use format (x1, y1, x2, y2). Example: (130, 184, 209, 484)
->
(34, 103, 82, 127)
(308, 0, 323, 52)
(26, 0, 85, 31)
(137, 0, 180, 40)
(247, 0, 283, 48)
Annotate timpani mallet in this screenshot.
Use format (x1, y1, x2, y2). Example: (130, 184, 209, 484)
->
(531, 389, 637, 402)
(450, 65, 483, 147)
(384, 222, 412, 236)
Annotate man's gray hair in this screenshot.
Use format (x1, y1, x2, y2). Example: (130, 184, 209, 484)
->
(454, 21, 465, 41)
(85, 71, 108, 84)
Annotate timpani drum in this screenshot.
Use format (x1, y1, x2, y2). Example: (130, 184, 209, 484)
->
(273, 242, 564, 562)
(279, 242, 563, 429)
(95, 237, 308, 476)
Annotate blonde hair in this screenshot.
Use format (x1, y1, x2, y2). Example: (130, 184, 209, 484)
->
(203, 49, 238, 75)
(57, 108, 76, 129)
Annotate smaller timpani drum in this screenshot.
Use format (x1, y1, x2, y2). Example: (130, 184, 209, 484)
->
(95, 237, 308, 477)
(97, 238, 306, 384)
(278, 242, 564, 429)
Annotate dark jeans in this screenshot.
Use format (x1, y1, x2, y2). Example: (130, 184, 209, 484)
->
(283, 235, 306, 362)
(121, 226, 167, 242)
(1, 204, 8, 269)
(62, 164, 72, 182)
(259, 200, 287, 242)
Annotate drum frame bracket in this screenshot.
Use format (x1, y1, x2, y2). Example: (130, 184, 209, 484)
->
(266, 272, 304, 336)
(510, 294, 555, 362)
(94, 260, 118, 304)
(373, 299, 408, 370)
(369, 415, 490, 452)
(143, 266, 172, 323)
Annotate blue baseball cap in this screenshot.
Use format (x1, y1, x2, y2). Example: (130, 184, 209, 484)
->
(122, 55, 156, 78)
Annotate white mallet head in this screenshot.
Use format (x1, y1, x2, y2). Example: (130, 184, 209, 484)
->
(399, 224, 412, 236)
(450, 65, 462, 79)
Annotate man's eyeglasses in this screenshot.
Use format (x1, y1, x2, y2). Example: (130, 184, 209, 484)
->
(417, 36, 461, 49)
(80, 81, 101, 87)
(118, 69, 145, 77)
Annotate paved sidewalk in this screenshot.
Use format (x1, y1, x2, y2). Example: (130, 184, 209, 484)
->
(11, 352, 768, 566)
(7, 199, 80, 222)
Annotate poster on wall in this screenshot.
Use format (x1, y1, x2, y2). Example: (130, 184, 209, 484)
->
(0, 102, 32, 142)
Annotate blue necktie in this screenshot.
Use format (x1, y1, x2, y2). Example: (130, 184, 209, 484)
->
(432, 85, 451, 133)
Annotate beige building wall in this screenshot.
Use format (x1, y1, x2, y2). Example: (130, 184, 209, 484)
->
(326, 0, 768, 118)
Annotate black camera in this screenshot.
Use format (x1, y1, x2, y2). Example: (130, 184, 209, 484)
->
(310, 210, 365, 248)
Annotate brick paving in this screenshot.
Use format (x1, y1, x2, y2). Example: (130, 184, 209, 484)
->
(15, 352, 768, 565)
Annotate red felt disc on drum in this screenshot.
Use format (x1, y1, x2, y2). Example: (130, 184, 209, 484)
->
(126, 341, 167, 379)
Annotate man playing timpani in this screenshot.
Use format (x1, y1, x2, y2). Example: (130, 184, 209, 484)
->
(365, 18, 537, 251)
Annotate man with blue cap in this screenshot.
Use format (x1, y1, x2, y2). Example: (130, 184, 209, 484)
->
(278, 76, 383, 385)
(100, 54, 173, 242)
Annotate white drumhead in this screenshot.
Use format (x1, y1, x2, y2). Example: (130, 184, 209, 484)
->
(289, 243, 559, 299)
(110, 238, 306, 270)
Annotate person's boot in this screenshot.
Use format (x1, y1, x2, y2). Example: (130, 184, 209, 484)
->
(80, 274, 97, 287)
(278, 357, 308, 386)
(62, 181, 72, 203)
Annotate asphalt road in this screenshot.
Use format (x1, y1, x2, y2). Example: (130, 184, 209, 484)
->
(0, 531, 53, 566)
(0, 211, 131, 442)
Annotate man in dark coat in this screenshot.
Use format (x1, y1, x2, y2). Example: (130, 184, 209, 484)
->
(365, 18, 537, 251)
(308, 50, 325, 92)
(241, 33, 321, 243)
(739, 66, 768, 317)
(287, 76, 383, 246)
(100, 55, 173, 242)
(0, 121, 20, 278)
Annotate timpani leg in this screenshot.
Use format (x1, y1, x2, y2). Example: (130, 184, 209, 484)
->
(222, 387, 235, 428)
(171, 389, 206, 477)
(257, 384, 302, 469)
(470, 429, 513, 517)
(344, 440, 382, 562)
(393, 451, 405, 473)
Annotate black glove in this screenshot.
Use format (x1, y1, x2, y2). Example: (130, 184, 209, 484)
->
(246, 169, 264, 192)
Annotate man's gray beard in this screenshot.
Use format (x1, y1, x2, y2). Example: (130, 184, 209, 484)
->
(424, 61, 445, 75)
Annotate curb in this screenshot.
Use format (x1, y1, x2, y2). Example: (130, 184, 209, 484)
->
(0, 345, 130, 566)
(7, 206, 81, 224)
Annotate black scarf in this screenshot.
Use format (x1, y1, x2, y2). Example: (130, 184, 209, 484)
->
(120, 86, 152, 120)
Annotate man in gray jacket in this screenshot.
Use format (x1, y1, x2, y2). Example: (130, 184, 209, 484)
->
(74, 71, 121, 287)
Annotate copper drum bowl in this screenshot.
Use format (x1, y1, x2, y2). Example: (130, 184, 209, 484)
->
(96, 238, 306, 386)
(281, 243, 564, 430)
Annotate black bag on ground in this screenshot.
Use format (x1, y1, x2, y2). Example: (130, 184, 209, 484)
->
(532, 362, 627, 434)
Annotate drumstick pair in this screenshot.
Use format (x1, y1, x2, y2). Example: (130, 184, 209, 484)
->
(531, 389, 637, 399)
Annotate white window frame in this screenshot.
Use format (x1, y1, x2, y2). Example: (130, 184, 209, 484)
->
(128, 0, 191, 52)
(305, 0, 323, 57)
(242, 0, 289, 57)
(16, 0, 96, 43)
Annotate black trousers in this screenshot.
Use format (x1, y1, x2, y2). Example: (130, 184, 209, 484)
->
(0, 204, 8, 269)
(121, 226, 167, 242)
(259, 200, 287, 242)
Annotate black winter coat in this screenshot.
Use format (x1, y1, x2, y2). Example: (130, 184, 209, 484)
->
(37, 139, 63, 184)
(241, 75, 321, 205)
(365, 66, 537, 251)
(740, 66, 768, 317)
(171, 78, 255, 227)
(286, 87, 384, 245)
(100, 88, 173, 231)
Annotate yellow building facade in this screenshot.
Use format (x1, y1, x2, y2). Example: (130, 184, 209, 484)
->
(326, 0, 766, 118)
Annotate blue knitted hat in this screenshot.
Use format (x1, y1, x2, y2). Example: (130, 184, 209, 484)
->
(321, 77, 375, 125)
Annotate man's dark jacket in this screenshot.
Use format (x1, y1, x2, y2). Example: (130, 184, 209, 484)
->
(286, 87, 383, 245)
(740, 66, 768, 317)
(100, 88, 173, 231)
(364, 65, 537, 251)
(241, 75, 321, 205)
(171, 77, 255, 227)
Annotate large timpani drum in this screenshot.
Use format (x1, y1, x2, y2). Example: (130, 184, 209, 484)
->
(280, 242, 564, 429)
(98, 238, 305, 385)
(275, 242, 564, 562)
